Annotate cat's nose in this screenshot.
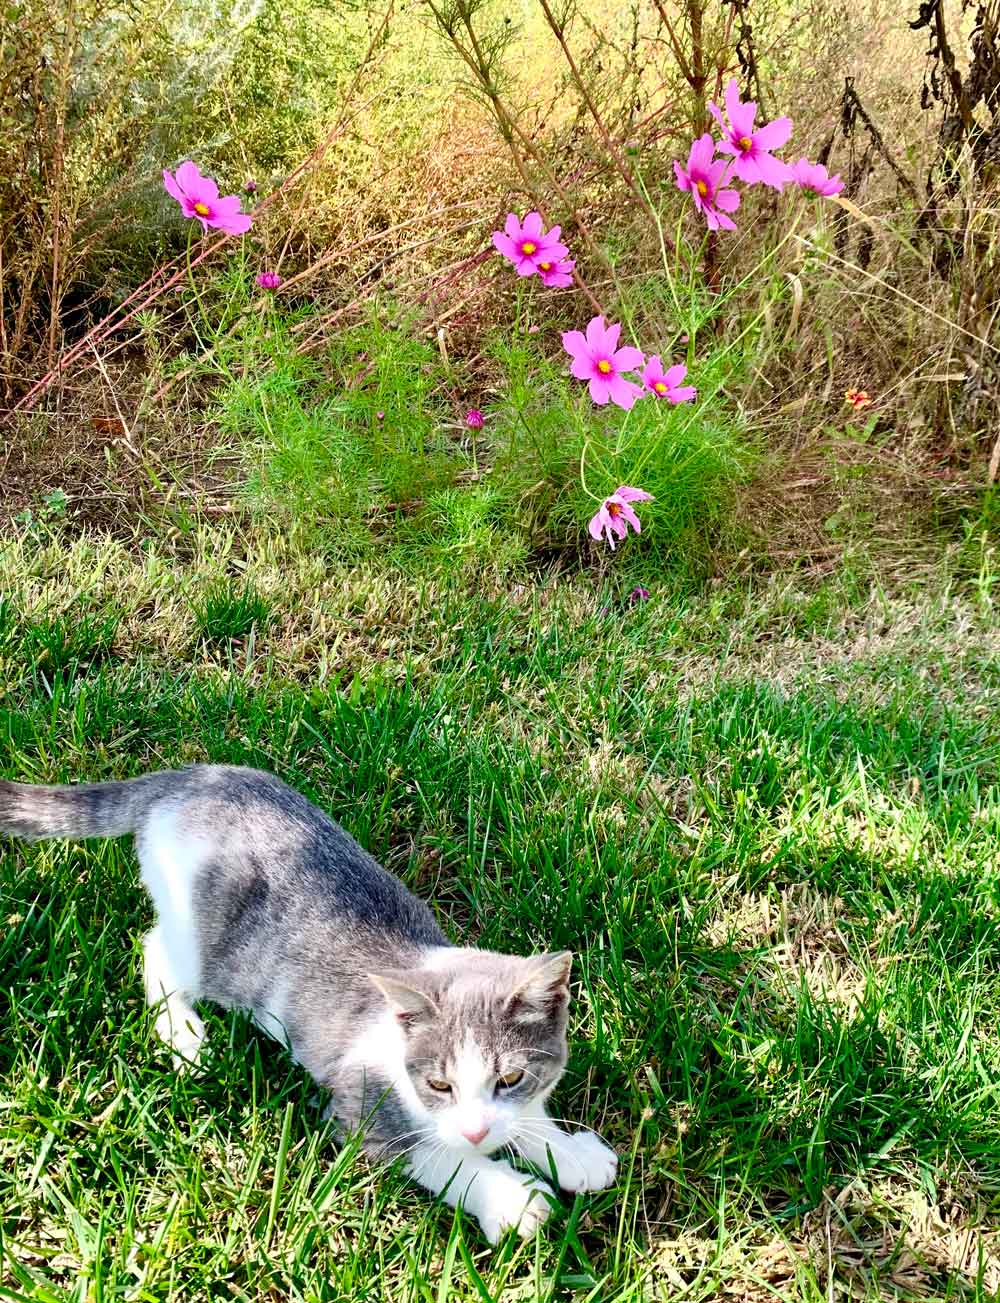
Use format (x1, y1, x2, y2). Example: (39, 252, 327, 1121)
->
(461, 1124, 490, 1146)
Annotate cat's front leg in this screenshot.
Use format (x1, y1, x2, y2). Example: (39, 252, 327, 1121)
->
(405, 1141, 555, 1244)
(513, 1103, 618, 1193)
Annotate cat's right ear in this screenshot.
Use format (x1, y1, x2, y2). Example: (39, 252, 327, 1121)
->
(369, 973, 440, 1029)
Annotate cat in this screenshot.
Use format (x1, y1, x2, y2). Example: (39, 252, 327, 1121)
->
(0, 764, 618, 1242)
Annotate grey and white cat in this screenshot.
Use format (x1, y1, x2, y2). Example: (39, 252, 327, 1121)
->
(0, 764, 617, 1241)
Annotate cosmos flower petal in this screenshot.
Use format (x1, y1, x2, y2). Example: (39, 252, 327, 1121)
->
(216, 208, 253, 235)
(589, 511, 608, 541)
(162, 168, 184, 203)
(213, 194, 243, 215)
(588, 376, 613, 405)
(618, 502, 642, 532)
(174, 160, 203, 194)
(663, 364, 687, 387)
(585, 314, 609, 349)
(607, 375, 643, 409)
(690, 132, 716, 171)
(613, 345, 644, 371)
(522, 211, 544, 237)
(493, 232, 520, 259)
(754, 116, 793, 151)
(756, 153, 794, 190)
(561, 329, 589, 361)
(732, 154, 761, 185)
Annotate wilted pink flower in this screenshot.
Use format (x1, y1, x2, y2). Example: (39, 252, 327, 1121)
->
(629, 586, 650, 604)
(492, 212, 568, 276)
(163, 161, 253, 235)
(709, 80, 793, 190)
(245, 179, 258, 193)
(642, 355, 696, 404)
(256, 271, 282, 290)
(561, 315, 645, 410)
(465, 408, 484, 429)
(674, 135, 740, 232)
(376, 411, 385, 421)
(791, 158, 844, 197)
(537, 256, 575, 288)
(588, 486, 653, 549)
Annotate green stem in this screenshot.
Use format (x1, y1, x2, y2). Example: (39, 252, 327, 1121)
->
(185, 225, 215, 344)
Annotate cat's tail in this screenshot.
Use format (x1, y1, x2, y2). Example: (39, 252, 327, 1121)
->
(0, 773, 171, 841)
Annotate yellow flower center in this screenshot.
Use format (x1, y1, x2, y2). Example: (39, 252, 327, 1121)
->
(695, 180, 708, 197)
(193, 202, 210, 216)
(654, 381, 668, 394)
(539, 261, 552, 271)
(607, 501, 622, 518)
(521, 240, 537, 254)
(597, 359, 612, 374)
(739, 135, 753, 152)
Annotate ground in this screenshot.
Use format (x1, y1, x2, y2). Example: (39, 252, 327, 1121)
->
(2, 532, 1000, 1301)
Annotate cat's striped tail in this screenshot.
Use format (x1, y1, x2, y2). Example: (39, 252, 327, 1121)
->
(0, 774, 170, 841)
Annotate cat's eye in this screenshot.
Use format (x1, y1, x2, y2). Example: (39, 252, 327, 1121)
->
(426, 1078, 452, 1093)
(496, 1069, 525, 1090)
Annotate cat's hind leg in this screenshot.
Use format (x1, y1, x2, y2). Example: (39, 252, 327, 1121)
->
(142, 924, 205, 1068)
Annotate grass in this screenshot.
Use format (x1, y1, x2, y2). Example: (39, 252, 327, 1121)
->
(190, 579, 273, 649)
(3, 531, 1000, 1300)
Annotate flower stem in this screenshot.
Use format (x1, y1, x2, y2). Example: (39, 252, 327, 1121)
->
(185, 225, 215, 344)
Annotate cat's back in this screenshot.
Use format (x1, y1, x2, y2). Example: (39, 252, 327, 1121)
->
(149, 764, 446, 951)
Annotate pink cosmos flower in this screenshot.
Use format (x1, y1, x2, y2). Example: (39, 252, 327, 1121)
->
(561, 315, 645, 410)
(465, 408, 484, 429)
(642, 355, 696, 404)
(256, 272, 282, 290)
(537, 256, 575, 288)
(708, 79, 794, 190)
(163, 161, 253, 235)
(492, 212, 568, 276)
(674, 135, 741, 232)
(790, 158, 844, 197)
(588, 486, 654, 549)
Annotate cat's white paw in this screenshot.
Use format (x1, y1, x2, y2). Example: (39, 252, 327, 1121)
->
(476, 1178, 554, 1244)
(550, 1131, 618, 1193)
(157, 1009, 206, 1071)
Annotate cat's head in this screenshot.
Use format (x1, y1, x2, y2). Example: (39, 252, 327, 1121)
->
(370, 949, 572, 1155)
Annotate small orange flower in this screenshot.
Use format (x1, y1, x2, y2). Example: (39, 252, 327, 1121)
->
(844, 388, 873, 410)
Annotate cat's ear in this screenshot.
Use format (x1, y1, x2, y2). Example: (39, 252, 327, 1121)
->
(505, 951, 573, 1022)
(369, 973, 440, 1028)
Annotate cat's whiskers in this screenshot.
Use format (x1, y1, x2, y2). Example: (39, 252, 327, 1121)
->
(533, 1115, 606, 1139)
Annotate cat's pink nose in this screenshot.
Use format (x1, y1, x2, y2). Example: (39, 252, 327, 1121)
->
(461, 1124, 490, 1146)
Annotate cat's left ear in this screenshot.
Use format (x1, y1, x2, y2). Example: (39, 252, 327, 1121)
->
(505, 951, 573, 1021)
(369, 973, 440, 1029)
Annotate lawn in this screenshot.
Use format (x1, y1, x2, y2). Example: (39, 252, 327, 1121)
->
(3, 536, 1000, 1301)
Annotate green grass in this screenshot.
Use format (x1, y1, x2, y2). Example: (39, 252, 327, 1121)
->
(190, 579, 273, 649)
(3, 536, 1000, 1300)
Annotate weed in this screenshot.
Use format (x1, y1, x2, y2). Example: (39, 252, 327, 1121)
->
(190, 579, 273, 647)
